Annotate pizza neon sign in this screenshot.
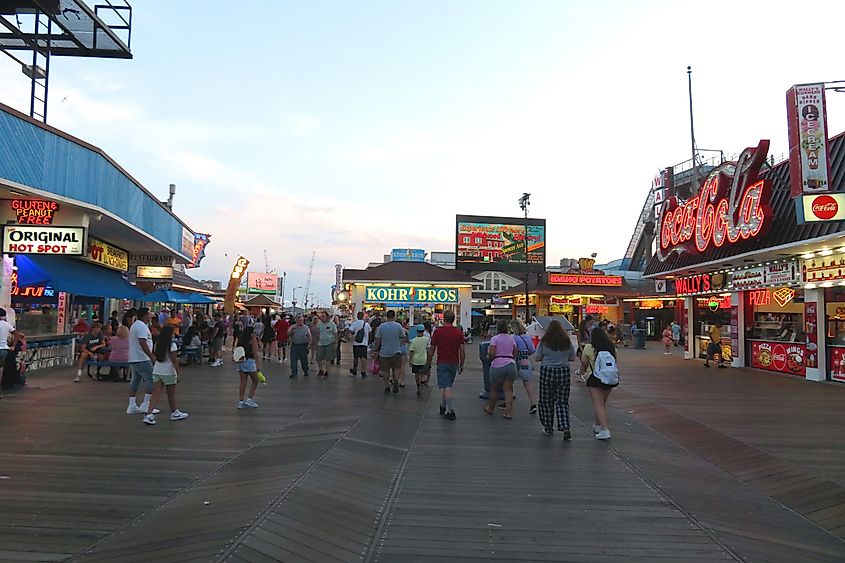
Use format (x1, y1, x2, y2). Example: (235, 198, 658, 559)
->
(657, 140, 773, 261)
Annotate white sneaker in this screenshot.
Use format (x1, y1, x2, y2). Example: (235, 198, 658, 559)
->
(142, 414, 156, 425)
(245, 398, 258, 408)
(170, 410, 189, 421)
(593, 424, 602, 434)
(664, 352, 672, 355)
(127, 404, 142, 415)
(238, 400, 247, 409)
(596, 429, 611, 440)
(214, 360, 224, 367)
(73, 376, 80, 383)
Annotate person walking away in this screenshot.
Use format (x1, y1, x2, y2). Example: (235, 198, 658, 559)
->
(331, 314, 344, 365)
(581, 327, 619, 440)
(234, 326, 261, 408)
(348, 311, 371, 378)
(398, 319, 410, 388)
(671, 320, 681, 347)
(704, 323, 726, 368)
(535, 320, 578, 440)
(427, 310, 464, 420)
(374, 310, 406, 394)
(288, 315, 312, 378)
(231, 314, 242, 350)
(316, 311, 337, 378)
(485, 320, 517, 419)
(662, 323, 673, 355)
(74, 322, 107, 382)
(510, 319, 538, 415)
(252, 314, 265, 344)
(208, 312, 226, 367)
(260, 315, 276, 361)
(577, 315, 594, 351)
(274, 314, 290, 363)
(408, 325, 431, 396)
(126, 308, 160, 415)
(108, 325, 130, 382)
(308, 316, 320, 365)
(143, 325, 188, 425)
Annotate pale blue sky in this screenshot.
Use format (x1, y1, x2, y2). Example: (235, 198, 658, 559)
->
(2, 0, 844, 304)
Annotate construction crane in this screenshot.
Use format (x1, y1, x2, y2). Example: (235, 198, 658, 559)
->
(303, 251, 316, 309)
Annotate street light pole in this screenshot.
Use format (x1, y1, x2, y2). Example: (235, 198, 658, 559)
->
(292, 286, 303, 312)
(687, 66, 699, 192)
(518, 192, 531, 323)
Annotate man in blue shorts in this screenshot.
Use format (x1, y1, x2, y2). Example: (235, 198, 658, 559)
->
(428, 311, 465, 421)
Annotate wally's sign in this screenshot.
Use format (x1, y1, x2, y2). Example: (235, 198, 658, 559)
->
(364, 285, 459, 304)
(657, 140, 772, 261)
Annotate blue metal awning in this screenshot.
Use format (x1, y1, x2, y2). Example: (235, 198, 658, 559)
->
(16, 254, 142, 299)
(140, 289, 193, 304)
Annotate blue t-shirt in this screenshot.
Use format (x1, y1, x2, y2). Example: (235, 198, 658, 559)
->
(376, 321, 405, 358)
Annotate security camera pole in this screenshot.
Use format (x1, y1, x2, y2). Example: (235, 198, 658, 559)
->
(518, 193, 531, 323)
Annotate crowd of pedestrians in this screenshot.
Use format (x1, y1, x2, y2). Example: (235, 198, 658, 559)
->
(65, 306, 624, 438)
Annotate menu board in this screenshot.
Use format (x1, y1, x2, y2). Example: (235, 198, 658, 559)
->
(729, 261, 799, 289)
(750, 341, 807, 377)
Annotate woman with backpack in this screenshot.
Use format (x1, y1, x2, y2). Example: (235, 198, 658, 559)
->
(535, 320, 577, 440)
(580, 326, 619, 440)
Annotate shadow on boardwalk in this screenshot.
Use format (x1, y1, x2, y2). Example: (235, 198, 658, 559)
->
(1, 345, 844, 562)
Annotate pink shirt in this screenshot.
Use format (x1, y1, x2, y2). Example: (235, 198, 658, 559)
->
(109, 336, 129, 363)
(490, 333, 517, 368)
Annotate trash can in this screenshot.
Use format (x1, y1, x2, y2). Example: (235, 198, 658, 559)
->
(633, 326, 647, 350)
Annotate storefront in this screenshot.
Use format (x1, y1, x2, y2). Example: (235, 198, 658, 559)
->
(644, 135, 845, 382)
(342, 261, 475, 328)
(501, 271, 633, 326)
(0, 102, 199, 371)
(625, 297, 678, 339)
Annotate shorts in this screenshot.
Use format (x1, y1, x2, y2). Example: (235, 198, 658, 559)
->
(436, 363, 458, 389)
(129, 360, 154, 393)
(516, 362, 533, 381)
(237, 358, 257, 373)
(411, 364, 427, 375)
(153, 372, 178, 385)
(379, 354, 402, 374)
(277, 340, 288, 348)
(209, 338, 223, 353)
(706, 342, 722, 359)
(261, 332, 276, 344)
(586, 373, 618, 390)
(490, 363, 517, 386)
(316, 344, 334, 362)
(353, 345, 368, 359)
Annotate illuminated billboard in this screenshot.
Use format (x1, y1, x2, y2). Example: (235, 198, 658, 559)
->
(247, 272, 278, 294)
(455, 214, 546, 272)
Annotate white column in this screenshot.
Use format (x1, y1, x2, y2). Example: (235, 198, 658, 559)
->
(731, 292, 745, 368)
(459, 287, 472, 329)
(805, 288, 825, 382)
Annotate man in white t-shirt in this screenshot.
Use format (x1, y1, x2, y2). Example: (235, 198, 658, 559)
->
(0, 308, 15, 384)
(126, 308, 159, 415)
(348, 311, 371, 378)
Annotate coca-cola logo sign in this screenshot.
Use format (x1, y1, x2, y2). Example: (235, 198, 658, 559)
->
(811, 194, 838, 220)
(657, 140, 772, 261)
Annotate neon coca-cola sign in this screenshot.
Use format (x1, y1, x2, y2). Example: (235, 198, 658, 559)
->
(657, 140, 773, 261)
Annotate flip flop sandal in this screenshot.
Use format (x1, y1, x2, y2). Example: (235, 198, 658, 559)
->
(503, 415, 513, 420)
(483, 407, 494, 416)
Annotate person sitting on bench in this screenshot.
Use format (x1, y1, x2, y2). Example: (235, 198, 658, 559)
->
(181, 323, 202, 364)
(74, 322, 109, 383)
(106, 325, 130, 381)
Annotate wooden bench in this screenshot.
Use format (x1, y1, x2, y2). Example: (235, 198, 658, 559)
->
(84, 360, 130, 382)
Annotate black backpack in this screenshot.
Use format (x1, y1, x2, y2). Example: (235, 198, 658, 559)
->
(354, 323, 366, 344)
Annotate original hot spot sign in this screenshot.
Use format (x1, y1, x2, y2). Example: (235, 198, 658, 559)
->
(10, 199, 59, 224)
(364, 286, 459, 304)
(2, 225, 85, 255)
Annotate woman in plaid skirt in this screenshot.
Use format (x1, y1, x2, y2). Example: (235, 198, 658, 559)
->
(534, 320, 577, 440)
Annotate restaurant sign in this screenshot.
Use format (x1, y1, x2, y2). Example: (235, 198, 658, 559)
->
(364, 285, 458, 304)
(87, 238, 128, 272)
(750, 341, 806, 377)
(135, 265, 173, 280)
(728, 261, 799, 290)
(2, 225, 85, 255)
(786, 83, 831, 196)
(675, 273, 726, 296)
(548, 273, 623, 286)
(657, 140, 772, 261)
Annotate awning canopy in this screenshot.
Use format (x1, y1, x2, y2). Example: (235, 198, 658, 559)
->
(16, 255, 142, 299)
(184, 292, 215, 304)
(141, 289, 194, 304)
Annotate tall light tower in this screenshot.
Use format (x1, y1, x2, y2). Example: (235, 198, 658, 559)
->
(518, 192, 531, 322)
